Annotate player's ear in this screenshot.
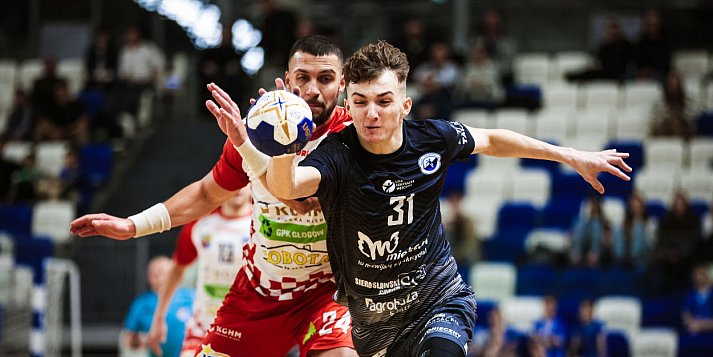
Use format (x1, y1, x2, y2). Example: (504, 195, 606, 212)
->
(284, 70, 291, 90)
(338, 74, 346, 95)
(402, 96, 412, 117)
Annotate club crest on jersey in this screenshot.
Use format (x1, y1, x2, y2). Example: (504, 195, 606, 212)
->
(418, 153, 441, 175)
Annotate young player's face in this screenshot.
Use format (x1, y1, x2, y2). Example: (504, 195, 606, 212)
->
(286, 52, 345, 127)
(345, 70, 412, 152)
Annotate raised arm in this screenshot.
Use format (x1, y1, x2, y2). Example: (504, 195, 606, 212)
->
(148, 261, 188, 356)
(468, 127, 632, 194)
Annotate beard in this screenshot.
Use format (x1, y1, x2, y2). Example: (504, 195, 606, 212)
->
(309, 99, 337, 127)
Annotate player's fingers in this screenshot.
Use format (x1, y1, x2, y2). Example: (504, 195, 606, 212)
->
(608, 156, 633, 172)
(73, 226, 98, 237)
(258, 87, 267, 96)
(275, 78, 286, 90)
(211, 87, 240, 113)
(249, 98, 256, 105)
(211, 90, 234, 114)
(205, 100, 221, 118)
(585, 176, 605, 194)
(605, 164, 631, 181)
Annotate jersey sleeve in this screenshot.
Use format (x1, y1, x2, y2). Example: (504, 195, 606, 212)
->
(212, 139, 251, 191)
(172, 220, 198, 266)
(122, 296, 146, 332)
(298, 137, 343, 203)
(428, 119, 476, 163)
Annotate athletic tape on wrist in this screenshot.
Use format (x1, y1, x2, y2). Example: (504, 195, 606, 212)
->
(128, 203, 172, 238)
(234, 140, 270, 177)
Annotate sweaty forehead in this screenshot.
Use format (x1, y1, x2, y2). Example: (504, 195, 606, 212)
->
(288, 52, 342, 74)
(347, 70, 404, 96)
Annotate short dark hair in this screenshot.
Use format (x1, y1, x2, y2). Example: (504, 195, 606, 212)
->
(288, 35, 343, 63)
(343, 40, 409, 85)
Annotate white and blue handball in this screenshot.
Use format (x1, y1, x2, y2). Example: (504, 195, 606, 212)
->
(246, 90, 314, 156)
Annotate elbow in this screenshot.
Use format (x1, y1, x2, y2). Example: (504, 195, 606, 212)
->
(270, 184, 297, 200)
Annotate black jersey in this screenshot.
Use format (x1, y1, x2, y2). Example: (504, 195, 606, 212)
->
(300, 119, 477, 355)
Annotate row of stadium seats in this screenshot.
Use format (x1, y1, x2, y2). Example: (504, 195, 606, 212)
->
(0, 200, 76, 243)
(454, 107, 713, 142)
(513, 49, 713, 86)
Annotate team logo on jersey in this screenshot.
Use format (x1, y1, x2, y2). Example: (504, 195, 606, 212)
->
(382, 180, 396, 193)
(357, 231, 399, 260)
(418, 153, 441, 175)
(201, 234, 212, 248)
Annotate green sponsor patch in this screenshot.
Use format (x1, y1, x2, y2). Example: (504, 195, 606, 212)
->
(258, 214, 327, 243)
(303, 322, 316, 344)
(203, 284, 231, 299)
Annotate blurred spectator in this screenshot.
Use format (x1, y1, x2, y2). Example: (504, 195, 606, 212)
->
(9, 152, 42, 203)
(471, 10, 517, 85)
(470, 308, 520, 357)
(680, 264, 713, 356)
(650, 71, 696, 139)
(568, 299, 605, 357)
(198, 25, 245, 111)
(1, 89, 34, 141)
(394, 19, 431, 79)
(123, 256, 193, 357)
(414, 42, 459, 90)
(530, 296, 567, 357)
(118, 25, 164, 89)
(570, 197, 613, 267)
(85, 27, 118, 88)
(296, 18, 315, 40)
(31, 56, 67, 112)
(260, 0, 297, 68)
(456, 43, 505, 108)
(566, 20, 632, 83)
(651, 192, 702, 292)
(633, 10, 671, 81)
(33, 81, 88, 143)
(612, 193, 653, 269)
(0, 141, 21, 201)
(443, 193, 480, 274)
(411, 71, 454, 121)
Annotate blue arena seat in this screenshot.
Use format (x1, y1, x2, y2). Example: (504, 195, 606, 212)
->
(645, 201, 668, 220)
(606, 330, 631, 357)
(557, 295, 584, 329)
(516, 264, 560, 296)
(474, 299, 497, 328)
(0, 203, 32, 235)
(12, 234, 54, 284)
(541, 198, 581, 229)
(696, 111, 713, 137)
(521, 157, 560, 174)
(560, 267, 602, 300)
(641, 294, 683, 329)
(602, 268, 640, 296)
(497, 202, 539, 231)
(483, 229, 529, 263)
(80, 144, 113, 187)
(550, 172, 593, 203)
(442, 156, 477, 197)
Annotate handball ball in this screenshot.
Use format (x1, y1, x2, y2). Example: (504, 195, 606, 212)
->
(246, 90, 314, 156)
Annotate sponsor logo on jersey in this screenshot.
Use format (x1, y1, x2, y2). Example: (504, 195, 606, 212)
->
(258, 215, 327, 243)
(364, 291, 419, 315)
(357, 231, 399, 260)
(198, 343, 231, 357)
(382, 180, 396, 193)
(418, 153, 441, 175)
(207, 325, 242, 342)
(448, 121, 469, 145)
(201, 234, 212, 248)
(354, 265, 426, 294)
(262, 244, 329, 269)
(381, 179, 414, 193)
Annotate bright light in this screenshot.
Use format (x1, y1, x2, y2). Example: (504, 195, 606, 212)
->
(189, 4, 222, 49)
(232, 19, 262, 52)
(241, 47, 265, 76)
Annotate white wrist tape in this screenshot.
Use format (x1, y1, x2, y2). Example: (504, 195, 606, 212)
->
(128, 203, 172, 238)
(234, 140, 270, 178)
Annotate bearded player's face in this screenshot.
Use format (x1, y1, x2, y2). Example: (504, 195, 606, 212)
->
(286, 51, 345, 127)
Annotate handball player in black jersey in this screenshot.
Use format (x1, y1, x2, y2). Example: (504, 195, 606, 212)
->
(264, 41, 632, 357)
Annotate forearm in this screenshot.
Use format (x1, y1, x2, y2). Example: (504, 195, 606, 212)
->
(163, 173, 234, 227)
(478, 129, 576, 165)
(266, 155, 320, 200)
(153, 264, 186, 321)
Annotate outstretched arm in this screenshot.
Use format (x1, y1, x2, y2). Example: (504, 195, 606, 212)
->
(468, 127, 632, 193)
(69, 173, 236, 239)
(148, 261, 188, 356)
